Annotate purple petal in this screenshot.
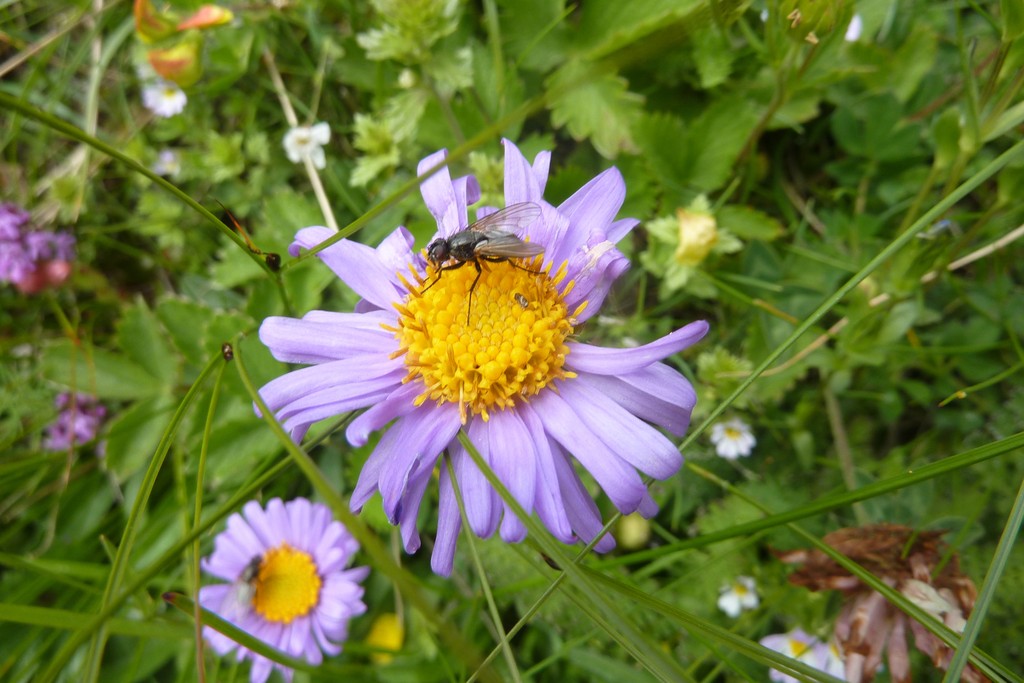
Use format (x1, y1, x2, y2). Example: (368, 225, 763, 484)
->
(566, 320, 709, 375)
(549, 442, 616, 552)
(374, 226, 417, 273)
(557, 167, 626, 256)
(376, 404, 461, 522)
(345, 381, 422, 447)
(259, 311, 397, 364)
(306, 237, 406, 310)
(451, 419, 500, 537)
(486, 409, 537, 542)
(563, 239, 630, 323)
(431, 463, 461, 576)
(502, 138, 545, 205)
(532, 389, 648, 513)
(556, 380, 683, 479)
(517, 403, 574, 542)
(453, 175, 481, 212)
(398, 461, 435, 553)
(351, 401, 459, 513)
(575, 364, 696, 437)
(418, 149, 465, 237)
(607, 217, 638, 243)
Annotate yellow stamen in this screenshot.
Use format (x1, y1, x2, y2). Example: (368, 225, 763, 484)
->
(393, 256, 575, 422)
(251, 543, 322, 624)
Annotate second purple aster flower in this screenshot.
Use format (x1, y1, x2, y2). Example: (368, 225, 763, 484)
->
(258, 139, 709, 575)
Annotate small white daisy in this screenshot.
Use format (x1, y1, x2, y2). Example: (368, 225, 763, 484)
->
(142, 80, 187, 118)
(760, 629, 845, 683)
(283, 122, 331, 169)
(717, 575, 759, 617)
(710, 417, 756, 459)
(152, 149, 180, 177)
(845, 14, 864, 42)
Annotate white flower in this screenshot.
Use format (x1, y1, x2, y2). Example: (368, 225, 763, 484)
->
(710, 418, 756, 459)
(845, 14, 863, 41)
(283, 122, 331, 169)
(760, 629, 845, 683)
(142, 80, 187, 118)
(717, 576, 759, 617)
(153, 149, 180, 177)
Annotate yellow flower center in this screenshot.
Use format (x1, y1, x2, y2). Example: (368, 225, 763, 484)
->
(725, 427, 742, 440)
(390, 256, 581, 422)
(787, 638, 812, 658)
(733, 582, 748, 595)
(251, 543, 322, 624)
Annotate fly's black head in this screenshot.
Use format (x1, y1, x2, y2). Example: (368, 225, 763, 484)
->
(427, 238, 450, 266)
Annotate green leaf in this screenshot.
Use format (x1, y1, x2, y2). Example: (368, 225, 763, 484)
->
(203, 417, 283, 485)
(1001, 0, 1024, 41)
(574, 0, 705, 58)
(684, 95, 760, 191)
(104, 395, 177, 480)
(547, 62, 643, 158)
(692, 23, 733, 89)
(155, 298, 210, 367)
(633, 112, 689, 189)
(41, 341, 163, 400)
(932, 107, 962, 170)
(116, 300, 178, 387)
(717, 205, 783, 241)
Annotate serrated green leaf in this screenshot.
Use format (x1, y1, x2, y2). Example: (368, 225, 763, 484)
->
(574, 0, 706, 58)
(717, 205, 783, 241)
(41, 340, 163, 400)
(104, 395, 177, 480)
(633, 112, 689, 189)
(116, 300, 178, 387)
(155, 298, 210, 367)
(692, 24, 733, 88)
(547, 63, 643, 158)
(684, 95, 760, 191)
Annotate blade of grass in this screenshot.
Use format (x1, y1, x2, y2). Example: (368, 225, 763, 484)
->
(942, 476, 1024, 682)
(35, 350, 224, 683)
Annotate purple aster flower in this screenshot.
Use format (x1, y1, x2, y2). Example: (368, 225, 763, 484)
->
(759, 628, 845, 683)
(0, 202, 30, 240)
(258, 139, 709, 575)
(198, 498, 368, 683)
(0, 202, 75, 292)
(42, 393, 106, 451)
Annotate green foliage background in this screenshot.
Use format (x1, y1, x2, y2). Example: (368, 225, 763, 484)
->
(1, 0, 1023, 681)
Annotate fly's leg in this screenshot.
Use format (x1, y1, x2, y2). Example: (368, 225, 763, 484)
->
(421, 259, 469, 294)
(465, 261, 483, 324)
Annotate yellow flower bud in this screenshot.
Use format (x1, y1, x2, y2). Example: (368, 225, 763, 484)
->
(673, 206, 718, 267)
(366, 612, 404, 664)
(615, 513, 652, 551)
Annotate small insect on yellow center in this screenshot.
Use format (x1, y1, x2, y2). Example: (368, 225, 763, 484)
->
(251, 543, 322, 624)
(390, 256, 584, 422)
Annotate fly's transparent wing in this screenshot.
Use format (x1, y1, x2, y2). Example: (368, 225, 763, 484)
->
(475, 232, 546, 258)
(468, 202, 541, 235)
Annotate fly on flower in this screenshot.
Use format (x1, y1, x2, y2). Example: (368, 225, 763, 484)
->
(258, 139, 709, 576)
(423, 202, 543, 322)
(217, 555, 261, 623)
